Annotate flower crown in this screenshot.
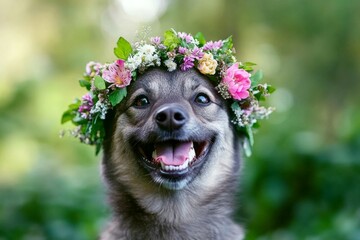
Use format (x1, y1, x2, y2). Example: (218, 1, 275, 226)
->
(61, 29, 275, 155)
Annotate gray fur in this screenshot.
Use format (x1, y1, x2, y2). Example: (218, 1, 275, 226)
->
(100, 68, 244, 240)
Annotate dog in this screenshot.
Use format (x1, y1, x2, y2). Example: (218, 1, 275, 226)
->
(100, 68, 245, 240)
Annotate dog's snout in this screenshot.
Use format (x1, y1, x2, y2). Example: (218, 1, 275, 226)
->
(155, 105, 188, 131)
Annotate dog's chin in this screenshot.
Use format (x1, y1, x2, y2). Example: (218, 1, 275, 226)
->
(133, 137, 215, 190)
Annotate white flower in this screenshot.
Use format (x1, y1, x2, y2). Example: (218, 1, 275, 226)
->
(143, 53, 156, 63)
(128, 44, 161, 71)
(137, 44, 156, 55)
(164, 59, 177, 71)
(126, 54, 142, 71)
(90, 101, 109, 119)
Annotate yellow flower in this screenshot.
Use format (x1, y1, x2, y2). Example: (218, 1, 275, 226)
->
(197, 53, 218, 75)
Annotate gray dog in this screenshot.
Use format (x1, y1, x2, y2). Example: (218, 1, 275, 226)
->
(100, 68, 244, 240)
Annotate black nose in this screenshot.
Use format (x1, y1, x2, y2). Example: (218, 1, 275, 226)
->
(155, 105, 188, 131)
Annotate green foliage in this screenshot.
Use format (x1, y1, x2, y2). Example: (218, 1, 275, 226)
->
(109, 88, 127, 107)
(61, 99, 81, 124)
(79, 79, 91, 90)
(222, 36, 233, 51)
(250, 70, 263, 86)
(241, 62, 257, 72)
(93, 76, 106, 90)
(0, 160, 107, 240)
(195, 32, 206, 46)
(163, 29, 180, 50)
(114, 37, 133, 60)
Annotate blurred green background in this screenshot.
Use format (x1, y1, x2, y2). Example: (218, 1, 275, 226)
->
(1, 0, 360, 239)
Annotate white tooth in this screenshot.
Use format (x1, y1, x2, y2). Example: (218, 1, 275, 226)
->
(181, 159, 188, 170)
(161, 159, 191, 172)
(160, 162, 165, 170)
(188, 146, 196, 162)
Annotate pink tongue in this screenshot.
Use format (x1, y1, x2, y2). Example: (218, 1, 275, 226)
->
(155, 141, 192, 166)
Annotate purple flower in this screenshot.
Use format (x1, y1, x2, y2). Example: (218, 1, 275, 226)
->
(203, 40, 223, 51)
(150, 36, 161, 45)
(78, 93, 94, 119)
(157, 44, 166, 49)
(180, 55, 195, 71)
(191, 47, 204, 60)
(85, 61, 102, 77)
(178, 47, 188, 55)
(82, 93, 93, 103)
(177, 32, 194, 43)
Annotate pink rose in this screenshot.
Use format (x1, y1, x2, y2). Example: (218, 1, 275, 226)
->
(222, 63, 251, 100)
(102, 59, 131, 88)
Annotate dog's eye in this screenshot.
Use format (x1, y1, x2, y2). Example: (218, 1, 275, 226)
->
(133, 95, 150, 108)
(195, 93, 210, 105)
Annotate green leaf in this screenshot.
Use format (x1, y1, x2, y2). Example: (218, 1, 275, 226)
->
(72, 115, 87, 125)
(95, 143, 102, 155)
(195, 32, 206, 46)
(109, 88, 127, 106)
(246, 125, 254, 146)
(163, 30, 180, 50)
(68, 99, 81, 110)
(222, 36, 233, 51)
(241, 66, 254, 72)
(252, 122, 261, 129)
(79, 79, 91, 90)
(267, 85, 276, 93)
(94, 76, 106, 90)
(114, 37, 133, 60)
(61, 99, 81, 124)
(231, 101, 241, 112)
(61, 110, 75, 124)
(254, 92, 266, 101)
(250, 70, 263, 87)
(242, 137, 252, 157)
(244, 62, 257, 66)
(90, 114, 103, 137)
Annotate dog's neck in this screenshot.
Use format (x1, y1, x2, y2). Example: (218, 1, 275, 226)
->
(102, 174, 243, 239)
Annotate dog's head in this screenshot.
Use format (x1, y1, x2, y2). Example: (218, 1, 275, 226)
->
(103, 68, 241, 192)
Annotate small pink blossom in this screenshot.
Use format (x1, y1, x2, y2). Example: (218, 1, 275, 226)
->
(180, 56, 195, 71)
(178, 47, 188, 55)
(102, 60, 131, 88)
(82, 93, 93, 103)
(222, 63, 251, 100)
(203, 40, 223, 51)
(78, 93, 93, 119)
(85, 61, 102, 77)
(150, 36, 161, 45)
(191, 47, 204, 60)
(177, 32, 194, 43)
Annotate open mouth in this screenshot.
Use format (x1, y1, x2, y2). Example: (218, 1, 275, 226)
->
(137, 140, 211, 179)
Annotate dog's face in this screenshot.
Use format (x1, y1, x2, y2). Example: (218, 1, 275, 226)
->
(103, 68, 240, 192)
